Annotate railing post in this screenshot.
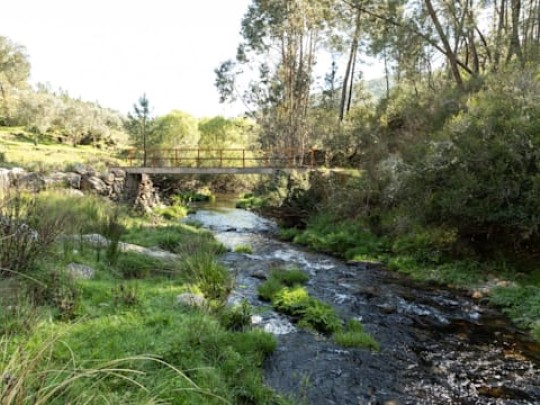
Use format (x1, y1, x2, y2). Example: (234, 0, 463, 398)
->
(197, 148, 200, 167)
(220, 149, 223, 167)
(242, 149, 245, 168)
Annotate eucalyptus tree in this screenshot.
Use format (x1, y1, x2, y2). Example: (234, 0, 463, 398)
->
(216, 0, 338, 154)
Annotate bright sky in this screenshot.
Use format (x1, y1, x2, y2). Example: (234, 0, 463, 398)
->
(2, 0, 251, 117)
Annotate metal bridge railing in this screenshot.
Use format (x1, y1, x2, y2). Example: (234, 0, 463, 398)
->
(123, 148, 326, 169)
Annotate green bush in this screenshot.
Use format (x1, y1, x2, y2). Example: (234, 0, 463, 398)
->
(399, 69, 540, 254)
(271, 287, 311, 316)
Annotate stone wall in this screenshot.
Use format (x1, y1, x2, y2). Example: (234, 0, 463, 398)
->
(0, 166, 159, 211)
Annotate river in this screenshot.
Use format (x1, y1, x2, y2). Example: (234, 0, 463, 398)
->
(186, 198, 540, 404)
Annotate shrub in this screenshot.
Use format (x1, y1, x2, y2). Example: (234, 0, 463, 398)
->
(29, 269, 81, 320)
(0, 192, 66, 276)
(399, 69, 540, 255)
(271, 286, 311, 316)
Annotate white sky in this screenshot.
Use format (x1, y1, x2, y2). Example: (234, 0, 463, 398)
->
(2, 0, 251, 117)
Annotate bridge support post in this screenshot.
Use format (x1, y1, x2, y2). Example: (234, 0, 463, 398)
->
(122, 173, 160, 212)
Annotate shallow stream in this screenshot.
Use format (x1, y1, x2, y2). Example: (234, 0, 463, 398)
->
(186, 199, 540, 404)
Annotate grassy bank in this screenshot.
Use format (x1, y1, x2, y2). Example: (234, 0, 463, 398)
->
(0, 126, 123, 172)
(0, 191, 285, 404)
(279, 211, 540, 342)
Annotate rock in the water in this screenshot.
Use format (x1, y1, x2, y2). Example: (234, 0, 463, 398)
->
(176, 293, 207, 308)
(67, 263, 95, 279)
(251, 270, 268, 280)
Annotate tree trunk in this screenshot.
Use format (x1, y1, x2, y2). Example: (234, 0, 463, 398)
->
(424, 0, 464, 88)
(340, 9, 361, 121)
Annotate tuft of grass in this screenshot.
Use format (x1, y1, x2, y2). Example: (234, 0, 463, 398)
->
(257, 277, 283, 302)
(219, 299, 253, 332)
(333, 320, 380, 351)
(182, 253, 233, 305)
(115, 252, 159, 279)
(299, 300, 342, 335)
(235, 194, 267, 210)
(271, 267, 309, 286)
(234, 244, 253, 254)
(154, 204, 188, 220)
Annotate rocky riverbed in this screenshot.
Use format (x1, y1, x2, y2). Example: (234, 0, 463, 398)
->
(186, 204, 540, 404)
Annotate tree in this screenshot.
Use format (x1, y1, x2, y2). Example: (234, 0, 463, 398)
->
(153, 110, 199, 148)
(125, 94, 154, 166)
(217, 0, 335, 153)
(0, 36, 30, 123)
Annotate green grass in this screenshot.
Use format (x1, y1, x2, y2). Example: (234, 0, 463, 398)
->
(0, 127, 123, 172)
(333, 320, 380, 351)
(0, 191, 286, 404)
(257, 268, 375, 340)
(233, 244, 253, 254)
(235, 193, 267, 210)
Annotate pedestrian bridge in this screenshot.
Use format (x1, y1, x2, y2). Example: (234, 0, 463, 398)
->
(121, 147, 326, 175)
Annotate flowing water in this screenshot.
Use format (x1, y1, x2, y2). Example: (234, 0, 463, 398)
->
(186, 199, 540, 404)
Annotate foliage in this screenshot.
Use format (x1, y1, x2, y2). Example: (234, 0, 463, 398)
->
(298, 300, 342, 335)
(154, 203, 188, 220)
(115, 252, 157, 279)
(236, 194, 267, 210)
(219, 299, 253, 332)
(154, 109, 199, 147)
(0, 192, 66, 276)
(111, 283, 140, 307)
(270, 267, 309, 286)
(398, 69, 540, 254)
(490, 286, 540, 329)
(233, 244, 253, 254)
(257, 277, 283, 302)
(334, 320, 380, 351)
(181, 253, 233, 305)
(124, 94, 154, 152)
(28, 268, 81, 320)
(272, 286, 312, 317)
(198, 116, 256, 149)
(258, 267, 345, 336)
